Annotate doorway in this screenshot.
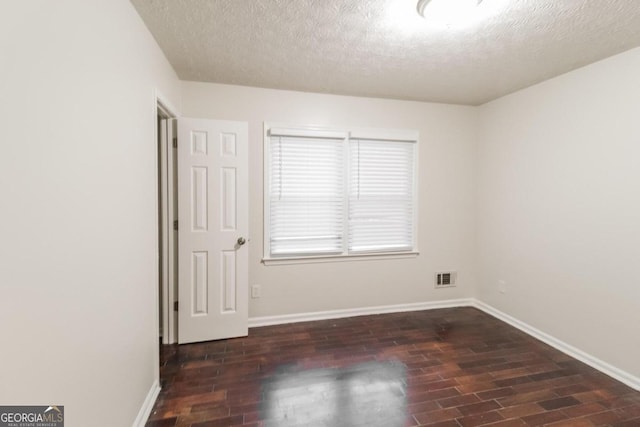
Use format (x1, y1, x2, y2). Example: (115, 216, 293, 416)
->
(156, 108, 250, 346)
(157, 99, 178, 345)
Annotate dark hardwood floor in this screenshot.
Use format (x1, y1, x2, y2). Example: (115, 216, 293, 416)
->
(147, 307, 640, 427)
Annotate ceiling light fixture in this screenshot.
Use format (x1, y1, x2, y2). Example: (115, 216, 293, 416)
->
(417, 0, 484, 27)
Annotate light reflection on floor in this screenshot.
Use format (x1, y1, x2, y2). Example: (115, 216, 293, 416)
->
(262, 361, 407, 427)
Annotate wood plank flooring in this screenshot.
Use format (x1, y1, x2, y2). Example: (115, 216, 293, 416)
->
(147, 307, 640, 426)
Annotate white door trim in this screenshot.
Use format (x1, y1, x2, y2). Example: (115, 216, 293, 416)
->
(155, 91, 179, 345)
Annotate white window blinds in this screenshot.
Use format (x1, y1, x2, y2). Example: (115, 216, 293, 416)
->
(267, 127, 417, 259)
(269, 135, 345, 255)
(349, 139, 415, 253)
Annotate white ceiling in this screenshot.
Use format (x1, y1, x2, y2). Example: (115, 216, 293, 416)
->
(131, 0, 640, 105)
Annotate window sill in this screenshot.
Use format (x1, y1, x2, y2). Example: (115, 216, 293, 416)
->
(262, 251, 419, 266)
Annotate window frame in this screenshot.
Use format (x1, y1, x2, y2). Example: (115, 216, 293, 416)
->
(263, 123, 419, 265)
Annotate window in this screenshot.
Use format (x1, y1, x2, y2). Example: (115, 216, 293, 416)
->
(264, 125, 418, 262)
(349, 138, 415, 253)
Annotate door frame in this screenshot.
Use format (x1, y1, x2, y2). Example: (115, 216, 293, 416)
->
(156, 91, 179, 345)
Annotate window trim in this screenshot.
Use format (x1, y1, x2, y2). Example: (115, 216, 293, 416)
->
(263, 122, 419, 264)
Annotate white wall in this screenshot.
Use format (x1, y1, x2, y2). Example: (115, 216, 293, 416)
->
(477, 48, 640, 379)
(0, 1, 180, 425)
(181, 82, 478, 318)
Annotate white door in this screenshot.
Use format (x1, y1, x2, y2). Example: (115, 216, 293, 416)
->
(177, 118, 249, 344)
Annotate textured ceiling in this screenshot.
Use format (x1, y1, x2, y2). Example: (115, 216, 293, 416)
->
(131, 0, 640, 105)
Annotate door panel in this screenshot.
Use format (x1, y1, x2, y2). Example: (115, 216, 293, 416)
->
(177, 118, 248, 344)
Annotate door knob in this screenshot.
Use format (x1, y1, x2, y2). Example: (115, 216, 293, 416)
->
(237, 237, 246, 246)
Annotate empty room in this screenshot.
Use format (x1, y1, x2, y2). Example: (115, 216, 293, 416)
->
(1, 1, 639, 427)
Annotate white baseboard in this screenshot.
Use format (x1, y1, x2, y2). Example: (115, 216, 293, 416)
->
(248, 298, 475, 327)
(472, 300, 640, 392)
(132, 380, 161, 427)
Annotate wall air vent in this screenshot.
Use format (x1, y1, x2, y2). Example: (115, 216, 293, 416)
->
(435, 272, 457, 288)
